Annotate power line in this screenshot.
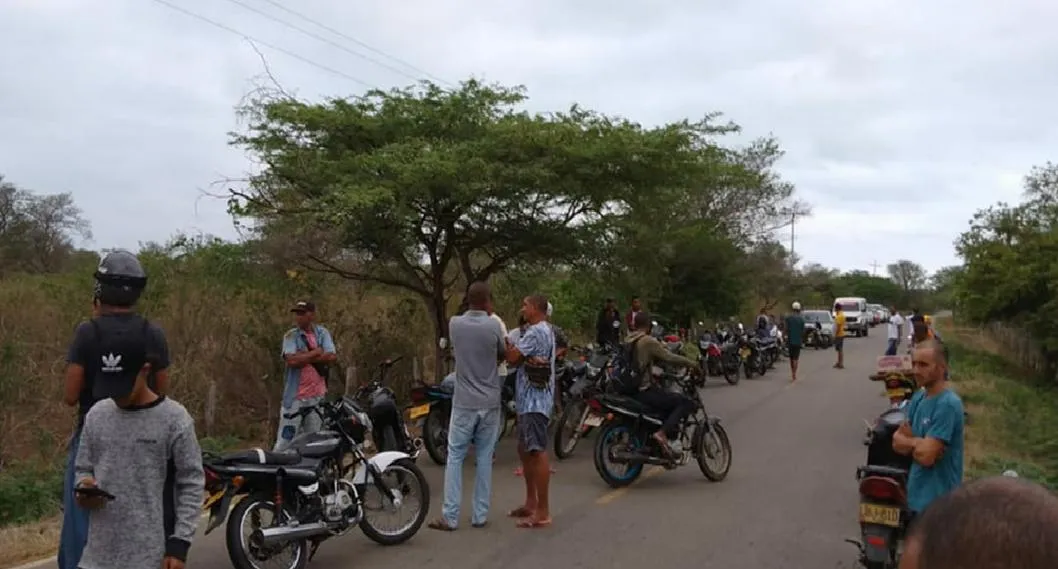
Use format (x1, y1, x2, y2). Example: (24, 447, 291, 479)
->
(252, 0, 454, 87)
(222, 0, 449, 86)
(149, 0, 375, 88)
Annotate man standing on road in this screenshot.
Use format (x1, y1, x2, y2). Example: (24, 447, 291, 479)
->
(832, 303, 846, 369)
(886, 307, 905, 356)
(595, 297, 622, 348)
(275, 301, 337, 451)
(892, 339, 964, 518)
(429, 282, 506, 531)
(60, 250, 171, 569)
(505, 295, 555, 529)
(784, 302, 805, 382)
(898, 476, 1058, 569)
(625, 296, 642, 332)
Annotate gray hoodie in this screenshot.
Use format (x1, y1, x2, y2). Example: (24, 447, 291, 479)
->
(75, 397, 204, 568)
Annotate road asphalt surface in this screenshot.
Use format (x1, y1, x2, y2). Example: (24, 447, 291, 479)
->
(187, 331, 893, 569)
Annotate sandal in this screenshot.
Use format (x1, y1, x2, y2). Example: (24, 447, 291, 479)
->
(516, 517, 552, 529)
(427, 518, 456, 531)
(507, 506, 533, 518)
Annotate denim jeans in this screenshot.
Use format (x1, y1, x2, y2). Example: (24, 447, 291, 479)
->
(58, 427, 89, 569)
(442, 406, 501, 527)
(274, 395, 324, 452)
(885, 339, 899, 356)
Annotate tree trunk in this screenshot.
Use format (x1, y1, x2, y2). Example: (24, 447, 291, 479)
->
(427, 290, 449, 382)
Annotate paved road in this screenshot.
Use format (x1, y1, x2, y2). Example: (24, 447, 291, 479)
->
(187, 331, 892, 569)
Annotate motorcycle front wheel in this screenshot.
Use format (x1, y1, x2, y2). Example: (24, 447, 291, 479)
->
(226, 494, 308, 569)
(695, 422, 732, 482)
(359, 458, 430, 546)
(553, 400, 587, 459)
(423, 406, 449, 466)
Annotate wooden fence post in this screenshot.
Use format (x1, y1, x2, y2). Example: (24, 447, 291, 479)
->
(344, 366, 357, 396)
(205, 379, 217, 437)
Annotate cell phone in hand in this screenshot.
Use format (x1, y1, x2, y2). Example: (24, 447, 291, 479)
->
(75, 486, 117, 501)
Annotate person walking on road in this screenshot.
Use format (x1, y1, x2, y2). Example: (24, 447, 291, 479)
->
(74, 358, 204, 569)
(274, 301, 337, 451)
(892, 339, 964, 518)
(784, 302, 805, 382)
(596, 297, 622, 348)
(60, 250, 171, 569)
(898, 476, 1058, 569)
(429, 282, 506, 531)
(505, 294, 556, 529)
(832, 303, 846, 369)
(886, 307, 905, 356)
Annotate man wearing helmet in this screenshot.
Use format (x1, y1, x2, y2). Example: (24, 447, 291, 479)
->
(59, 249, 171, 569)
(784, 302, 805, 382)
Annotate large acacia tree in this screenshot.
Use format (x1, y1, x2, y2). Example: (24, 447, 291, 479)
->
(228, 80, 743, 369)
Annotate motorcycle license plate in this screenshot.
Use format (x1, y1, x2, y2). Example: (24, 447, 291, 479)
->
(885, 388, 908, 399)
(859, 503, 901, 528)
(409, 404, 431, 420)
(583, 413, 604, 427)
(739, 347, 751, 359)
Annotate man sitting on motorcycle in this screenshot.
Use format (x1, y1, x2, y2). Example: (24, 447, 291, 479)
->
(626, 312, 700, 455)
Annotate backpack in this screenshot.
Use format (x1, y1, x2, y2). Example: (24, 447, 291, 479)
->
(613, 336, 645, 396)
(79, 315, 153, 424)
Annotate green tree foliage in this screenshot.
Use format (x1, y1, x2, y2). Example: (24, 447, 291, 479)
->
(227, 79, 800, 352)
(954, 162, 1058, 376)
(0, 175, 93, 276)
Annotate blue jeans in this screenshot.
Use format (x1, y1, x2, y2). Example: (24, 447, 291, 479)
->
(885, 339, 899, 356)
(442, 407, 501, 527)
(58, 427, 89, 569)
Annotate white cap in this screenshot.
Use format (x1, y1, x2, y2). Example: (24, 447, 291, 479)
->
(792, 301, 802, 311)
(546, 302, 553, 317)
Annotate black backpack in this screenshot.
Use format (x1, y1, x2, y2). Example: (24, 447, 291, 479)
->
(613, 336, 645, 395)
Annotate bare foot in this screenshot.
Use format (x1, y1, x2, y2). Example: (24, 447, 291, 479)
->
(516, 516, 552, 529)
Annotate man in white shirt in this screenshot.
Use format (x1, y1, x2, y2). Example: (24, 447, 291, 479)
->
(886, 306, 904, 356)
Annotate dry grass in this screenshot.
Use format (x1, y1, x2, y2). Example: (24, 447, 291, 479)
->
(0, 516, 59, 569)
(936, 316, 1058, 488)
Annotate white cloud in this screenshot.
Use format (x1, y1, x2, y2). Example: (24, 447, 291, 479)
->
(2, 0, 1058, 273)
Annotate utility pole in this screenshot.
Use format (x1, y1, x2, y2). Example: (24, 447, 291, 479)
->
(870, 260, 880, 276)
(789, 211, 796, 269)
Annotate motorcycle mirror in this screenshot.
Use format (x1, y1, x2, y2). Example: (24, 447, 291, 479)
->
(651, 320, 658, 327)
(586, 342, 595, 351)
(438, 337, 448, 349)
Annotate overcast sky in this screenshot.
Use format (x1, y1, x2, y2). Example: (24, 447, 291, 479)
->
(3, 0, 1057, 275)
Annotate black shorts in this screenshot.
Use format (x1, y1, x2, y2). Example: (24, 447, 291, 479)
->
(517, 412, 550, 453)
(835, 337, 845, 352)
(788, 344, 801, 360)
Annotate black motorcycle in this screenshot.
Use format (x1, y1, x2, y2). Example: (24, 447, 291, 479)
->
(715, 329, 743, 380)
(413, 368, 515, 466)
(202, 397, 429, 569)
(740, 331, 767, 378)
(553, 344, 615, 459)
(355, 357, 422, 458)
(846, 384, 915, 569)
(591, 368, 732, 488)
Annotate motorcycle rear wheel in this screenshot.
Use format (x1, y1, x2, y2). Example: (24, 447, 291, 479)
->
(553, 400, 586, 460)
(593, 422, 644, 488)
(423, 407, 449, 466)
(226, 494, 308, 569)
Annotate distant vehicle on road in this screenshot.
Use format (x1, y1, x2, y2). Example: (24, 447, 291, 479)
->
(802, 310, 835, 348)
(866, 304, 885, 327)
(834, 297, 870, 337)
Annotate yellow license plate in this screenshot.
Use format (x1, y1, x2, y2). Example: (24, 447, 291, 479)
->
(409, 404, 431, 420)
(203, 490, 224, 510)
(739, 348, 751, 359)
(885, 388, 908, 399)
(859, 503, 901, 527)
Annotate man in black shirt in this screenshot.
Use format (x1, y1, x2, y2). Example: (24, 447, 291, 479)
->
(595, 298, 621, 347)
(59, 250, 171, 569)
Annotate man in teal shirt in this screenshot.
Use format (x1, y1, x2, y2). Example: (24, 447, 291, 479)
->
(893, 339, 964, 514)
(783, 301, 805, 382)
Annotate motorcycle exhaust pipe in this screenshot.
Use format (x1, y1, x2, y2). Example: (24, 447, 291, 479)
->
(252, 521, 331, 546)
(611, 450, 669, 466)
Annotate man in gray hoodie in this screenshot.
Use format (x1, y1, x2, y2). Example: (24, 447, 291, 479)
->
(74, 357, 203, 569)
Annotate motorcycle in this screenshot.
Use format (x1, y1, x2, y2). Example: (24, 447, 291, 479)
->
(846, 375, 916, 569)
(553, 343, 616, 459)
(739, 327, 767, 378)
(715, 328, 743, 379)
(202, 397, 429, 569)
(590, 367, 733, 488)
(355, 357, 422, 458)
(757, 325, 780, 368)
(697, 330, 737, 385)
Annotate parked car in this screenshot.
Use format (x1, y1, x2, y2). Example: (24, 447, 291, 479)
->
(802, 310, 836, 345)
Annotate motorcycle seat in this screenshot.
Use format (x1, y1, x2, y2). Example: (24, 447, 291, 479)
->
(221, 448, 302, 466)
(859, 464, 908, 479)
(598, 393, 667, 419)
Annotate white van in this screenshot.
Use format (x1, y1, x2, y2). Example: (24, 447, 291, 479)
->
(833, 296, 870, 337)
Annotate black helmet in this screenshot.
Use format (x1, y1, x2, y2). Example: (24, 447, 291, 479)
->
(94, 249, 147, 307)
